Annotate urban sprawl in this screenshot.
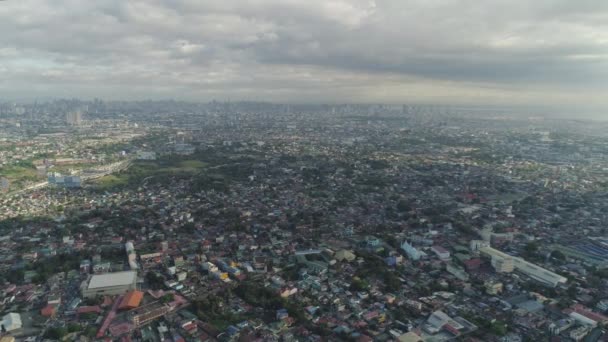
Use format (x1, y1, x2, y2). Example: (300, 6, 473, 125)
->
(0, 100, 608, 342)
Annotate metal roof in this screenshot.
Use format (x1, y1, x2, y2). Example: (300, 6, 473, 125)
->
(88, 271, 137, 289)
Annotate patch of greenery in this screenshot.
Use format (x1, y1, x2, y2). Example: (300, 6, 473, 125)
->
(93, 157, 208, 190)
(193, 293, 248, 331)
(95, 174, 129, 189)
(0, 162, 40, 187)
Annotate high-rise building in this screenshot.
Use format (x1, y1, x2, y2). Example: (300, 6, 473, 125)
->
(491, 255, 514, 273)
(0, 177, 9, 193)
(125, 242, 138, 270)
(66, 109, 83, 125)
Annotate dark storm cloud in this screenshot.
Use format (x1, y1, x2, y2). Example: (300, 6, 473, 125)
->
(0, 0, 607, 107)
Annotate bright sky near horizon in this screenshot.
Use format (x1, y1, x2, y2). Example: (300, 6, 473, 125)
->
(1, 0, 607, 115)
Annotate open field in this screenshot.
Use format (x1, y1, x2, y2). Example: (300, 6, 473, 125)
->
(93, 158, 208, 190)
(0, 164, 40, 188)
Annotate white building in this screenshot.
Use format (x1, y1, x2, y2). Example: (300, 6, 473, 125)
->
(596, 299, 608, 312)
(1, 313, 22, 332)
(469, 240, 490, 254)
(81, 271, 137, 298)
(202, 262, 218, 273)
(431, 246, 450, 260)
(47, 173, 81, 188)
(491, 255, 515, 273)
(446, 263, 469, 281)
(569, 312, 598, 327)
(136, 151, 157, 160)
(424, 310, 462, 334)
(480, 229, 514, 243)
(548, 318, 574, 335)
(125, 242, 138, 270)
(570, 325, 591, 341)
(480, 246, 567, 287)
(401, 241, 421, 261)
(66, 110, 83, 125)
(173, 143, 195, 155)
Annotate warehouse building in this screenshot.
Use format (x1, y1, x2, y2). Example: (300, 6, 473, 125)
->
(479, 246, 567, 287)
(81, 271, 137, 298)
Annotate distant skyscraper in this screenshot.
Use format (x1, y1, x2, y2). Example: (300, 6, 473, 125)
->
(0, 177, 9, 193)
(66, 109, 83, 125)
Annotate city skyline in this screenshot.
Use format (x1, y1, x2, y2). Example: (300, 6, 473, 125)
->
(1, 1, 607, 117)
(2, 2, 608, 340)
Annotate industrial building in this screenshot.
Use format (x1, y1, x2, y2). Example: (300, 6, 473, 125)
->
(479, 246, 567, 287)
(47, 173, 82, 188)
(553, 238, 608, 267)
(81, 271, 137, 298)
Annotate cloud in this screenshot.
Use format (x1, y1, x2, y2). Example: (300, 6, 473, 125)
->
(0, 0, 607, 110)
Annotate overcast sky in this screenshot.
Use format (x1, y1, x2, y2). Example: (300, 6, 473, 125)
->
(1, 0, 607, 112)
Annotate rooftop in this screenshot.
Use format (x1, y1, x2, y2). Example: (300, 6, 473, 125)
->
(88, 271, 137, 289)
(119, 290, 144, 309)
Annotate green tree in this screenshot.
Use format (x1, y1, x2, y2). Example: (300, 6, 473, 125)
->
(551, 250, 566, 261)
(490, 321, 508, 336)
(67, 323, 82, 333)
(350, 277, 369, 291)
(384, 272, 401, 292)
(160, 293, 174, 304)
(45, 327, 68, 340)
(524, 241, 539, 257)
(85, 326, 97, 338)
(396, 199, 410, 212)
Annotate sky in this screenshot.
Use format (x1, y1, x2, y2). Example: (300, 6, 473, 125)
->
(1, 0, 607, 113)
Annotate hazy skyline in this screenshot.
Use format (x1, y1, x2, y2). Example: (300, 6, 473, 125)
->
(1, 0, 607, 115)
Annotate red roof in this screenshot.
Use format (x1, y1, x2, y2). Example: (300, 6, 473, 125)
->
(183, 322, 197, 331)
(463, 258, 481, 269)
(572, 304, 608, 323)
(443, 323, 461, 336)
(77, 306, 102, 314)
(41, 304, 56, 317)
(356, 335, 373, 342)
(119, 290, 144, 310)
(147, 289, 165, 299)
(101, 296, 113, 307)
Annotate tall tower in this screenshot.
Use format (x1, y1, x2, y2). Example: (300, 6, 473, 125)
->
(66, 109, 83, 126)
